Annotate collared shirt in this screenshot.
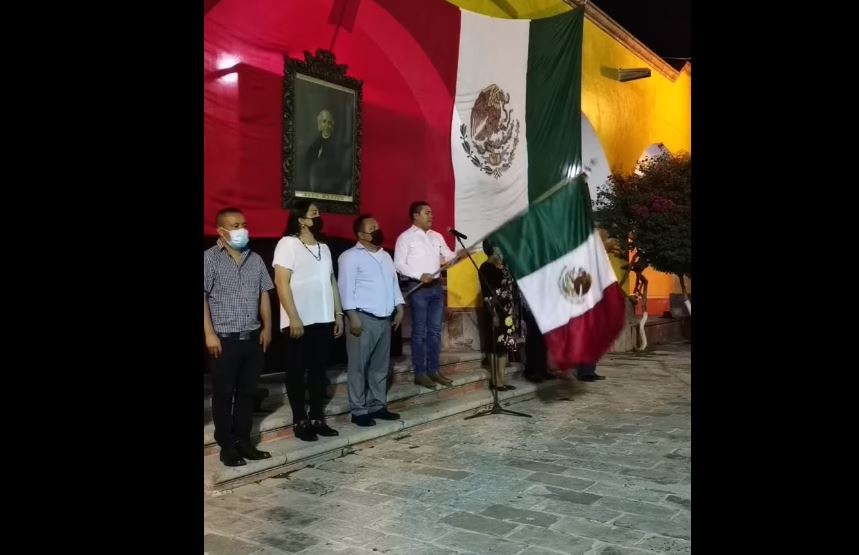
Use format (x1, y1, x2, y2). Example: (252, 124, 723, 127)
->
(204, 239, 274, 334)
(272, 235, 335, 329)
(338, 242, 405, 318)
(393, 225, 456, 281)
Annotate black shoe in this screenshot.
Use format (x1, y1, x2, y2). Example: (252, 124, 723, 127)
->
(503, 384, 517, 390)
(236, 441, 271, 460)
(414, 374, 438, 389)
(311, 420, 340, 437)
(293, 420, 318, 441)
(429, 372, 453, 386)
(578, 374, 606, 382)
(369, 408, 400, 420)
(219, 446, 247, 467)
(351, 414, 376, 427)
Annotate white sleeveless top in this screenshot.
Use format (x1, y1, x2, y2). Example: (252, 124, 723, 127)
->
(272, 236, 334, 329)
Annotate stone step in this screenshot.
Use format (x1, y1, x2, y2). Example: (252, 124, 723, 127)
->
(202, 348, 483, 409)
(203, 359, 520, 451)
(203, 372, 555, 492)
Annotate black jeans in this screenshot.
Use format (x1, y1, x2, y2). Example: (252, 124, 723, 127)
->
(577, 364, 597, 378)
(210, 332, 264, 449)
(523, 307, 549, 378)
(284, 323, 334, 423)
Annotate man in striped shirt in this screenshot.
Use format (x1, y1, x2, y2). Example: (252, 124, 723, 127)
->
(204, 208, 275, 467)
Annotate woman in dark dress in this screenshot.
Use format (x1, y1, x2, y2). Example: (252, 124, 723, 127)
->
(478, 239, 520, 391)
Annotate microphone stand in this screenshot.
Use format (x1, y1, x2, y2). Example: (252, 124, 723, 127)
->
(450, 234, 530, 420)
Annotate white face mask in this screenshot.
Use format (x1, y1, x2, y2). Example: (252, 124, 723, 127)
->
(224, 228, 249, 250)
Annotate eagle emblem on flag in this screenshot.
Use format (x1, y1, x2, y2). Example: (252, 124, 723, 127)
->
(459, 84, 520, 179)
(559, 266, 592, 303)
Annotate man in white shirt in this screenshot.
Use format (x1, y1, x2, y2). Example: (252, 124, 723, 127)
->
(394, 201, 462, 389)
(338, 215, 406, 426)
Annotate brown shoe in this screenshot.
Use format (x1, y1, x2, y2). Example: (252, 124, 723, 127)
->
(414, 374, 438, 389)
(429, 372, 453, 386)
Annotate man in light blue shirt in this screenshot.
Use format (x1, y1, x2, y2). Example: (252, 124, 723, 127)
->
(338, 214, 406, 426)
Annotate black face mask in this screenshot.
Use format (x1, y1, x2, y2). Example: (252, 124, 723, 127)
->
(367, 229, 384, 246)
(308, 216, 324, 238)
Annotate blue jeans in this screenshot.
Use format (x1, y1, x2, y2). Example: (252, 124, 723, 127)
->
(409, 284, 443, 375)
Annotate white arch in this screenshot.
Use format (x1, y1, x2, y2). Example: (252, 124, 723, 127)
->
(581, 114, 610, 205)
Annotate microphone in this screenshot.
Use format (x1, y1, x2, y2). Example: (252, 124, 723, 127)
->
(448, 227, 468, 240)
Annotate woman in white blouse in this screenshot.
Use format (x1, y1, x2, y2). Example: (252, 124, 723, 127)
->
(273, 200, 344, 442)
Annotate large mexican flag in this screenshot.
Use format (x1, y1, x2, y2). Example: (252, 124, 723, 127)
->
(451, 7, 584, 242)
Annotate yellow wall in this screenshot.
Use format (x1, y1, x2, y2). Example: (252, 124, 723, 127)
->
(448, 251, 487, 309)
(446, 1, 691, 307)
(581, 19, 691, 301)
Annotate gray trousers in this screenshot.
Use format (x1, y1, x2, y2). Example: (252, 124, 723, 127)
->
(346, 311, 392, 416)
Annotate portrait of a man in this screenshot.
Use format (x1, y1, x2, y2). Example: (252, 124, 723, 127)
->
(303, 109, 351, 197)
(283, 49, 362, 215)
(294, 74, 356, 201)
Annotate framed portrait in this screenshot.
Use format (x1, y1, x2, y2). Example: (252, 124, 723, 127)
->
(282, 49, 363, 214)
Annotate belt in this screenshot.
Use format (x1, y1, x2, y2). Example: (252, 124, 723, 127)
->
(216, 330, 260, 341)
(355, 309, 392, 320)
(403, 278, 441, 286)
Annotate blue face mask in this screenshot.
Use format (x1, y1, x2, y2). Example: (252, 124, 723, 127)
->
(224, 228, 249, 250)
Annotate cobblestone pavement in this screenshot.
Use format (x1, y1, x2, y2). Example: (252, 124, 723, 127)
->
(204, 343, 691, 555)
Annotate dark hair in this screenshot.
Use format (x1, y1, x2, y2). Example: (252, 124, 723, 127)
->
(482, 237, 495, 256)
(284, 199, 314, 236)
(215, 207, 243, 227)
(409, 200, 430, 222)
(353, 214, 373, 237)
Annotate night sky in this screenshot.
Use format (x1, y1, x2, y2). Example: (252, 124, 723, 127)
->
(591, 0, 691, 70)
